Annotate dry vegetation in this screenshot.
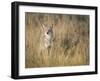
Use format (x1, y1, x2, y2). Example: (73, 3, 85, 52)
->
(25, 12, 89, 68)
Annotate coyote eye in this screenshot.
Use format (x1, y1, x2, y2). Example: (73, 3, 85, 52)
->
(47, 32, 49, 34)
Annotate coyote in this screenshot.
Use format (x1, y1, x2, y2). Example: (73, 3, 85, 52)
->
(39, 24, 54, 53)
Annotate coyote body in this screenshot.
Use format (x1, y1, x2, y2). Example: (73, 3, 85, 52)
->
(39, 25, 54, 52)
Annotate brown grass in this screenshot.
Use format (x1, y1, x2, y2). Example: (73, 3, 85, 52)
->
(25, 12, 89, 68)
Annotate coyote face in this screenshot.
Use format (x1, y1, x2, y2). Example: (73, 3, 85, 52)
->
(40, 24, 54, 50)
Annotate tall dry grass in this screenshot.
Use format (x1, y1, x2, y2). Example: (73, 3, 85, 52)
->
(25, 12, 89, 68)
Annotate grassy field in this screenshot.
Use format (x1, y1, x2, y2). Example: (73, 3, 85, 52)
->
(25, 12, 89, 68)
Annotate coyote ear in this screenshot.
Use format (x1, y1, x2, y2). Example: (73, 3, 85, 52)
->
(41, 24, 46, 30)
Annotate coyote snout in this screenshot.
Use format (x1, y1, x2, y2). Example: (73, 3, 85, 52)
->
(40, 24, 54, 50)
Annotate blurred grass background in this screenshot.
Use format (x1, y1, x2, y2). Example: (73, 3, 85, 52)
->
(25, 12, 89, 68)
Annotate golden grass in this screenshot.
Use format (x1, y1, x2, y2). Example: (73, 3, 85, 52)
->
(25, 13, 89, 68)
